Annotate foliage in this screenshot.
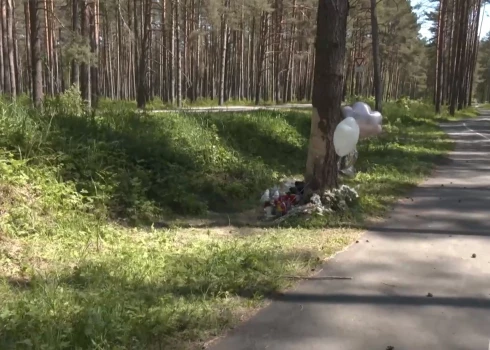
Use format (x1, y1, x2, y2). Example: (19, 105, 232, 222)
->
(10, 0, 436, 109)
(0, 96, 475, 225)
(476, 32, 490, 102)
(44, 85, 87, 117)
(346, 0, 428, 99)
(61, 33, 97, 66)
(1, 96, 312, 223)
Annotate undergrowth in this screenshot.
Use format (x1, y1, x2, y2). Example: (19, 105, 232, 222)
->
(0, 89, 478, 349)
(1, 90, 477, 225)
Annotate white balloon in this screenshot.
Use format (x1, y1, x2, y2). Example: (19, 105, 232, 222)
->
(352, 102, 372, 116)
(343, 116, 359, 130)
(351, 111, 370, 123)
(341, 106, 354, 118)
(333, 117, 360, 157)
(342, 102, 383, 141)
(368, 111, 383, 125)
(358, 122, 382, 139)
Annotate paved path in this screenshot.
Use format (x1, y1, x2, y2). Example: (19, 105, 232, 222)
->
(149, 103, 312, 113)
(210, 112, 490, 350)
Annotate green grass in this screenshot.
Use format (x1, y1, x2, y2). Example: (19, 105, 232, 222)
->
(475, 102, 490, 110)
(0, 91, 479, 349)
(0, 226, 360, 350)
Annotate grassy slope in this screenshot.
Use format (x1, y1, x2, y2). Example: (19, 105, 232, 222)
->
(0, 95, 478, 349)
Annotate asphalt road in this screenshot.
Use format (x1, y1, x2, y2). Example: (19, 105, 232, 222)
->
(209, 112, 490, 350)
(149, 103, 312, 113)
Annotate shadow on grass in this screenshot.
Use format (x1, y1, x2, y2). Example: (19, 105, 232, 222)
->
(54, 250, 315, 298)
(28, 110, 312, 220)
(194, 110, 309, 176)
(6, 101, 462, 226)
(0, 245, 325, 349)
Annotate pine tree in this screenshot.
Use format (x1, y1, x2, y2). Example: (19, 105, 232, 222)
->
(304, 0, 348, 191)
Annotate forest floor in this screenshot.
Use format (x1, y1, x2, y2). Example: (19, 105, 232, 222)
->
(0, 96, 478, 349)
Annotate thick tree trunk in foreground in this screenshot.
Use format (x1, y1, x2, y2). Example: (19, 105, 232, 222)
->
(136, 0, 151, 109)
(175, 0, 182, 107)
(434, 0, 446, 114)
(71, 0, 79, 87)
(468, 0, 483, 106)
(6, 0, 16, 98)
(218, 1, 228, 106)
(90, 0, 99, 108)
(71, 0, 80, 87)
(28, 0, 43, 107)
(370, 0, 382, 112)
(80, 0, 90, 105)
(305, 0, 349, 191)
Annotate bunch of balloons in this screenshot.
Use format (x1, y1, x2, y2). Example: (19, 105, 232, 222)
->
(334, 101, 383, 175)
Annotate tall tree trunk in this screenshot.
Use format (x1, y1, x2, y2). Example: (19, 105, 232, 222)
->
(169, 0, 175, 103)
(175, 0, 182, 107)
(6, 0, 15, 98)
(80, 0, 90, 105)
(71, 0, 80, 86)
(136, 0, 151, 108)
(90, 0, 99, 108)
(468, 0, 483, 106)
(435, 0, 446, 113)
(305, 0, 349, 191)
(28, 0, 43, 106)
(218, 0, 228, 106)
(13, 16, 20, 96)
(254, 13, 267, 105)
(1, 0, 11, 95)
(449, 0, 461, 115)
(24, 1, 30, 95)
(370, 0, 381, 111)
(456, 0, 469, 110)
(116, 0, 122, 98)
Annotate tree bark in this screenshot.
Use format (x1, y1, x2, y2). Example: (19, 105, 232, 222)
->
(28, 0, 43, 106)
(254, 13, 267, 105)
(370, 0, 381, 112)
(435, 0, 446, 114)
(6, 0, 15, 98)
(1, 0, 11, 95)
(305, 0, 349, 191)
(218, 0, 228, 106)
(90, 0, 99, 108)
(468, 0, 483, 106)
(175, 0, 182, 107)
(80, 0, 90, 104)
(136, 0, 151, 108)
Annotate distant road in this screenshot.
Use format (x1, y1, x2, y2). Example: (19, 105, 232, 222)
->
(149, 103, 312, 113)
